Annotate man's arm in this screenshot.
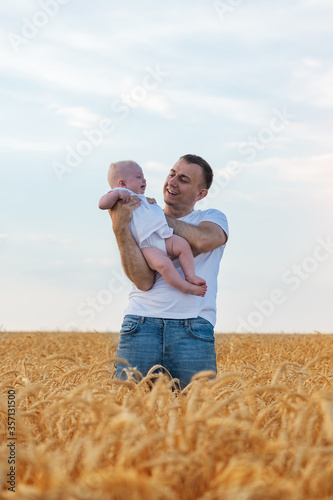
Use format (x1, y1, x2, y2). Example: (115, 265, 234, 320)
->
(165, 216, 227, 254)
(109, 198, 155, 291)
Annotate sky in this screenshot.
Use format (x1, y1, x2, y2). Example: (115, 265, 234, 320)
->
(0, 0, 332, 334)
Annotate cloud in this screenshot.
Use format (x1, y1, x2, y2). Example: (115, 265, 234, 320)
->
(28, 233, 73, 245)
(133, 94, 171, 116)
(53, 106, 103, 128)
(166, 90, 260, 125)
(214, 190, 257, 203)
(290, 59, 333, 109)
(257, 154, 333, 184)
(49, 258, 117, 268)
(82, 258, 115, 267)
(0, 0, 36, 16)
(0, 135, 59, 152)
(0, 37, 123, 97)
(145, 160, 170, 172)
(212, 1, 333, 44)
(46, 30, 108, 52)
(203, 153, 333, 208)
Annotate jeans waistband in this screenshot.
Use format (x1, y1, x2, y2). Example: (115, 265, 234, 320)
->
(123, 315, 212, 327)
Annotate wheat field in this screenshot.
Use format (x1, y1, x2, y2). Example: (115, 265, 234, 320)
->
(0, 331, 333, 500)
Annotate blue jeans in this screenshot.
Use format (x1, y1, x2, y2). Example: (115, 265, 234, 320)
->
(115, 315, 217, 388)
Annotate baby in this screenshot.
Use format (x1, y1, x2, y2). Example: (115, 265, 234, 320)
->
(99, 160, 207, 296)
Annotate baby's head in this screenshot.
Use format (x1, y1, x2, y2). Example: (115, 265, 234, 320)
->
(107, 160, 146, 195)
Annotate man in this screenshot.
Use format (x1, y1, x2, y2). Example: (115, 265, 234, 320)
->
(109, 154, 229, 388)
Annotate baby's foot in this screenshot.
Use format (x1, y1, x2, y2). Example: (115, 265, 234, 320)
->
(186, 282, 207, 297)
(185, 274, 206, 286)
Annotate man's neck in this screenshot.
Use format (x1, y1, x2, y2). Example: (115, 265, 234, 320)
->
(164, 205, 194, 219)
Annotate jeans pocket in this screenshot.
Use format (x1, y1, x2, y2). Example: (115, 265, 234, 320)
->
(120, 316, 141, 336)
(188, 319, 215, 343)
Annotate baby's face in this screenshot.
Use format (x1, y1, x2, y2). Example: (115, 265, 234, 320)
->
(125, 164, 146, 194)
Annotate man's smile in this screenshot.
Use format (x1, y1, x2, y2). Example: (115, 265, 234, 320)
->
(166, 187, 178, 197)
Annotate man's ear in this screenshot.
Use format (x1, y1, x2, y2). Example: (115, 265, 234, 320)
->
(195, 188, 208, 202)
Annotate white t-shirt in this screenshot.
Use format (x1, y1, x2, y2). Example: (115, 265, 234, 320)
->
(124, 208, 229, 327)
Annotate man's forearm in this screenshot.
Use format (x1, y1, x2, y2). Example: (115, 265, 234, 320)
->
(166, 217, 227, 253)
(166, 218, 202, 253)
(113, 221, 155, 291)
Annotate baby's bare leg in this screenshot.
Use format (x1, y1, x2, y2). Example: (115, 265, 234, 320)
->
(165, 235, 206, 286)
(141, 246, 207, 297)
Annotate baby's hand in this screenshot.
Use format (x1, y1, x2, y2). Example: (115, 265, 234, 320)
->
(146, 197, 157, 204)
(117, 190, 131, 203)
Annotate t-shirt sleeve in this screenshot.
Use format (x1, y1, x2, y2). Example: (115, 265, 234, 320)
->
(201, 209, 229, 243)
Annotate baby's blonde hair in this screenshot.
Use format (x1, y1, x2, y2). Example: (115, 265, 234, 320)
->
(107, 160, 138, 188)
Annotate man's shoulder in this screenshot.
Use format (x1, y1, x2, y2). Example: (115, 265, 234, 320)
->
(200, 207, 226, 218)
(182, 208, 227, 223)
(182, 208, 229, 237)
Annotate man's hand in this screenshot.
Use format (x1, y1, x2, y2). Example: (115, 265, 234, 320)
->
(146, 197, 157, 204)
(109, 196, 141, 231)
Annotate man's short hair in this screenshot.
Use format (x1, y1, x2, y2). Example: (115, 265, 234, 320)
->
(180, 154, 213, 190)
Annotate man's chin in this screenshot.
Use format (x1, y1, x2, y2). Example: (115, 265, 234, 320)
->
(163, 197, 175, 206)
(164, 192, 178, 205)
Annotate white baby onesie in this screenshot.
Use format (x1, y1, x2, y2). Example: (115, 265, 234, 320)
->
(116, 188, 173, 253)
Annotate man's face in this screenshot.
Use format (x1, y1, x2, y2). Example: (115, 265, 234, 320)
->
(163, 159, 207, 211)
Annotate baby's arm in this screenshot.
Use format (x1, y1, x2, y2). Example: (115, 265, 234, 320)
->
(99, 189, 131, 210)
